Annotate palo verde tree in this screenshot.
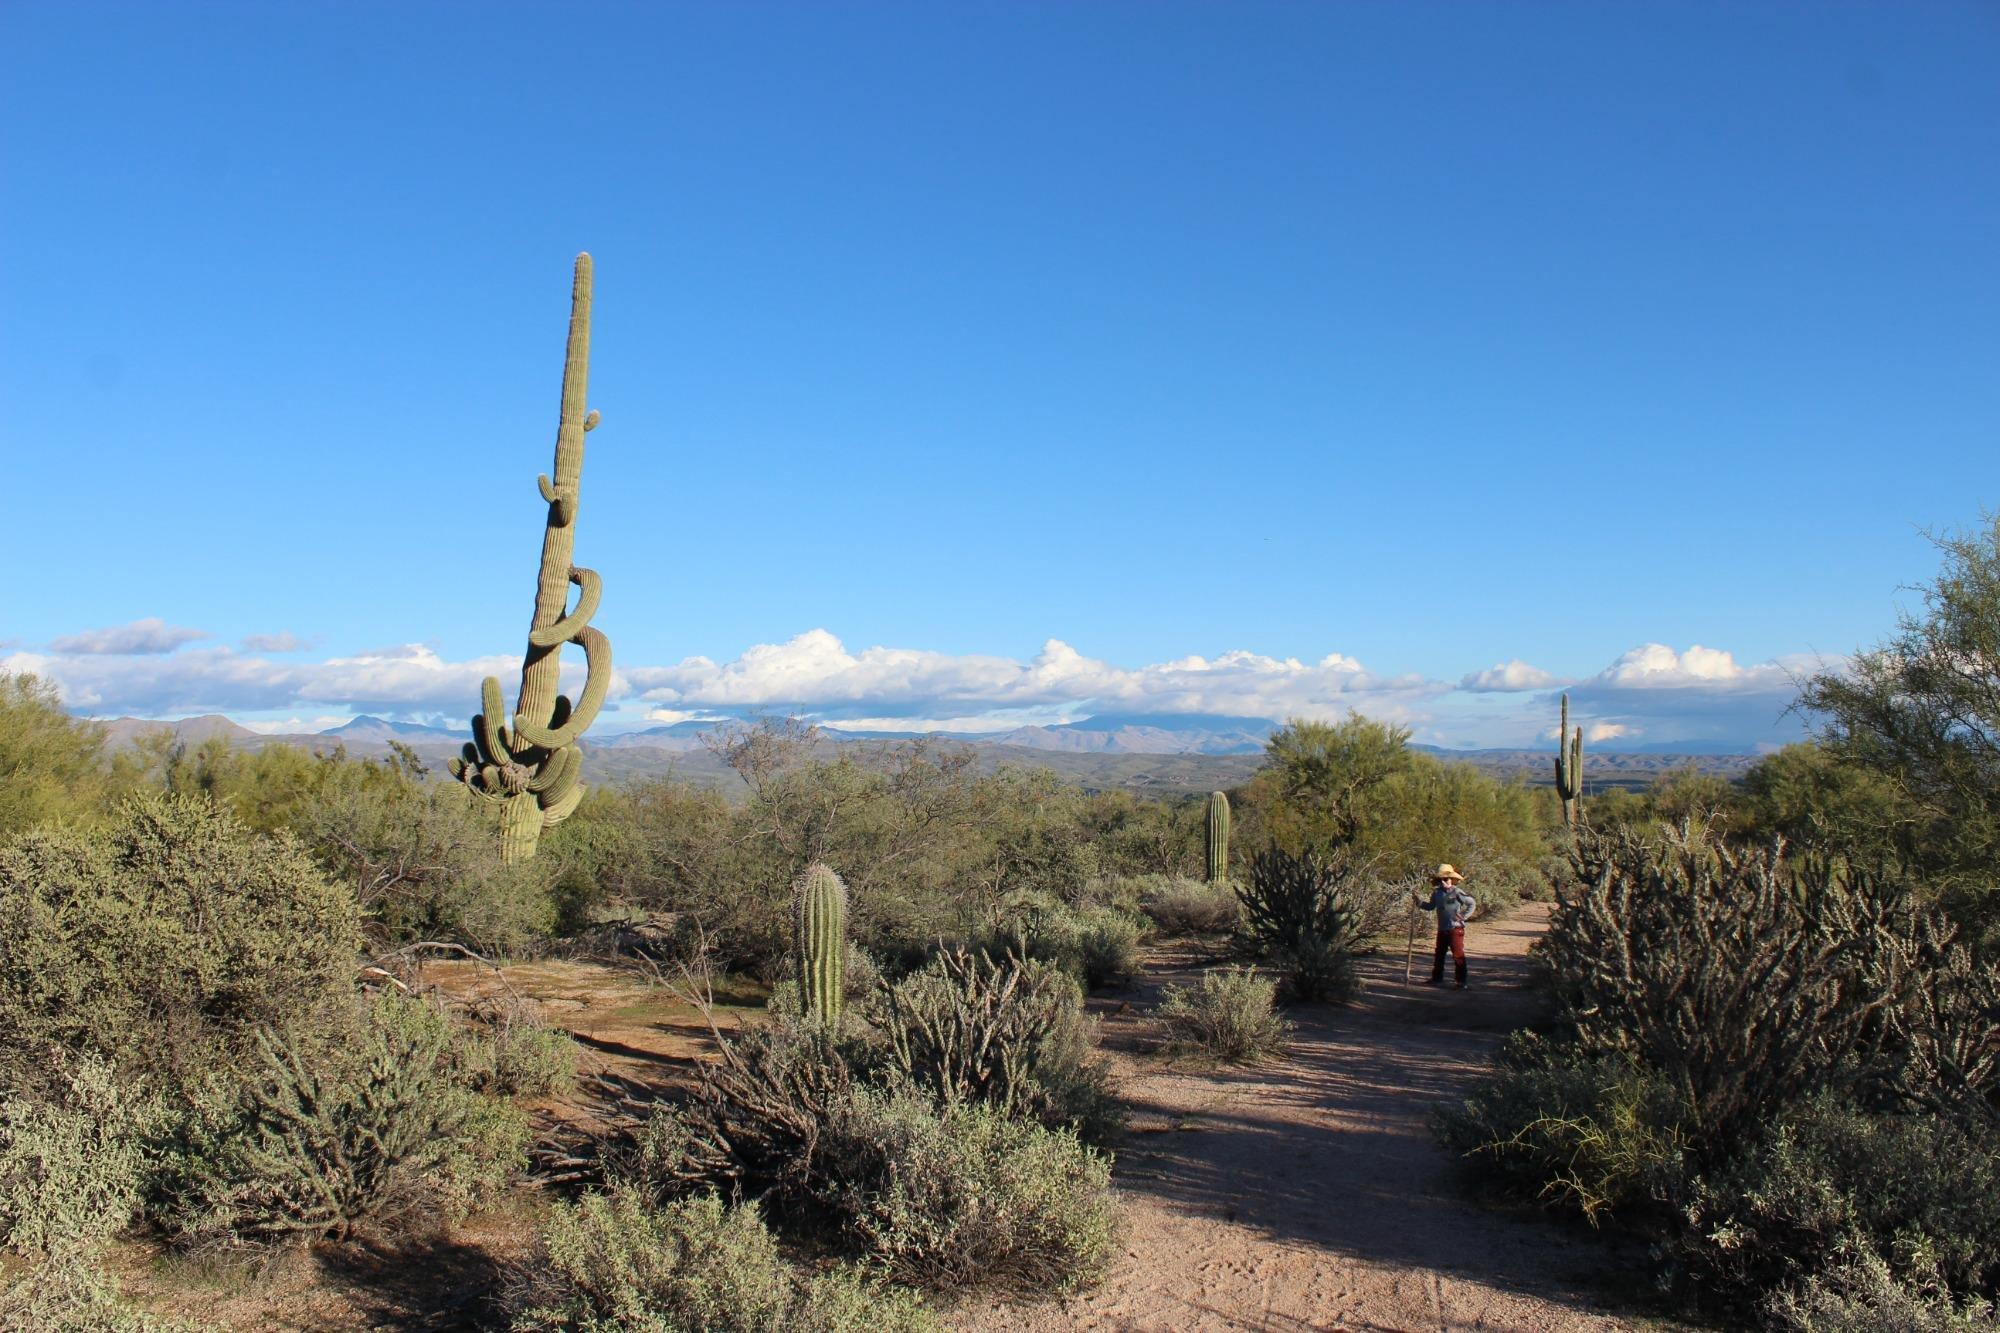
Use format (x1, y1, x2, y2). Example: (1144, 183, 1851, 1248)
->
(451, 254, 612, 863)
(1801, 513, 2000, 946)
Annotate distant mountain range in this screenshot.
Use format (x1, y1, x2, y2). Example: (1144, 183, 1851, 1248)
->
(82, 710, 1760, 798)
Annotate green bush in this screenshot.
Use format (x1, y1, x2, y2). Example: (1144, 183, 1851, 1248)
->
(1156, 966, 1292, 1062)
(977, 893, 1144, 991)
(1434, 1032, 1689, 1225)
(1235, 849, 1364, 1002)
(464, 998, 578, 1098)
(0, 1054, 155, 1256)
(0, 794, 359, 1088)
(1765, 1244, 1999, 1333)
(1673, 1095, 2000, 1305)
(160, 991, 527, 1244)
(506, 1187, 935, 1333)
(1137, 876, 1241, 935)
(877, 948, 1121, 1144)
(821, 1086, 1118, 1294)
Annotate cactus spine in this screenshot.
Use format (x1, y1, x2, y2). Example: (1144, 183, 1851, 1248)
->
(1553, 693, 1584, 828)
(792, 863, 849, 1026)
(450, 254, 612, 863)
(1205, 790, 1231, 885)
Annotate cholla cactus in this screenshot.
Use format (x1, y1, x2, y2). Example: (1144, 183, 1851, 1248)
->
(1205, 790, 1231, 885)
(792, 863, 849, 1026)
(1553, 693, 1584, 827)
(450, 254, 612, 863)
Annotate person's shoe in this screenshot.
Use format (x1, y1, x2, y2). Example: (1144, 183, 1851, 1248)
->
(1421, 978, 1443, 987)
(1454, 981, 1471, 990)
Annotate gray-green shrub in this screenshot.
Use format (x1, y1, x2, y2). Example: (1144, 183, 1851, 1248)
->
(878, 948, 1121, 1144)
(506, 1187, 935, 1332)
(160, 991, 527, 1244)
(1156, 966, 1292, 1062)
(1138, 875, 1241, 935)
(0, 794, 358, 1088)
(0, 1054, 154, 1257)
(1765, 1244, 1999, 1333)
(819, 1086, 1117, 1293)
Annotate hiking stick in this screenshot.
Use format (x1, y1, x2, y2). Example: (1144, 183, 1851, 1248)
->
(1403, 898, 1417, 986)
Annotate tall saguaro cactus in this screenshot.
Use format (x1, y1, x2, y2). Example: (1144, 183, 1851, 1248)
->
(1205, 790, 1232, 885)
(1553, 693, 1584, 828)
(793, 863, 849, 1026)
(450, 254, 612, 863)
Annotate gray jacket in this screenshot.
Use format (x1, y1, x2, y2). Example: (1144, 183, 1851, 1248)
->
(1420, 885, 1477, 931)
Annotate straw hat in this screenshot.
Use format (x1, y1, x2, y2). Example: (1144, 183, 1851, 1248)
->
(1433, 864, 1464, 884)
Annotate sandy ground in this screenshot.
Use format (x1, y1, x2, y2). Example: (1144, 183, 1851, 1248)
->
(954, 905, 1640, 1333)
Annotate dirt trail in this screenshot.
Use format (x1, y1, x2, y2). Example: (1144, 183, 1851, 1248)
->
(958, 904, 1635, 1333)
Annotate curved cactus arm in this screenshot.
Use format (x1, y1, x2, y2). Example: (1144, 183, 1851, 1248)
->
(541, 781, 585, 826)
(512, 626, 610, 748)
(537, 474, 575, 528)
(527, 743, 581, 801)
(527, 567, 603, 648)
(475, 677, 515, 765)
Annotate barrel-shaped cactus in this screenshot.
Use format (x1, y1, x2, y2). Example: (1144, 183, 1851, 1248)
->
(1553, 693, 1584, 828)
(449, 254, 612, 863)
(792, 863, 849, 1026)
(1205, 790, 1231, 885)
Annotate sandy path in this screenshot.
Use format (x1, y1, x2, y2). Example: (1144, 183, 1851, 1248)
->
(956, 905, 1636, 1333)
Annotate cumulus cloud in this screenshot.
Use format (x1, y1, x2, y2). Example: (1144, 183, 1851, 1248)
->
(1562, 643, 1816, 748)
(623, 630, 1437, 723)
(1585, 722, 1633, 743)
(1459, 659, 1564, 692)
(48, 618, 209, 655)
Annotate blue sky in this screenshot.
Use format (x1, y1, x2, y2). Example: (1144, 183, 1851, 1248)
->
(3, 2, 1996, 748)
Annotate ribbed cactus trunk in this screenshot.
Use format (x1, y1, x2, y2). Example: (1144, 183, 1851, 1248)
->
(793, 863, 849, 1026)
(1205, 790, 1231, 885)
(1553, 693, 1584, 828)
(450, 254, 612, 863)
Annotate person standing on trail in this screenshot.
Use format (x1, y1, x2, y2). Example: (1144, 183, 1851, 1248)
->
(1415, 864, 1478, 988)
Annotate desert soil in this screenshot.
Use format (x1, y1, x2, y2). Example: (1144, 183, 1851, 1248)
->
(955, 904, 1642, 1333)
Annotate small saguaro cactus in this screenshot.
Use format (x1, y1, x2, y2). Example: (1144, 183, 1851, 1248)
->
(449, 254, 612, 863)
(1206, 790, 1232, 885)
(792, 863, 849, 1026)
(1553, 693, 1585, 828)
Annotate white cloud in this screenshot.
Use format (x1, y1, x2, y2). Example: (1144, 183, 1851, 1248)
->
(239, 715, 351, 735)
(623, 630, 1437, 723)
(240, 632, 311, 653)
(48, 618, 208, 655)
(1459, 659, 1564, 692)
(1585, 722, 1633, 743)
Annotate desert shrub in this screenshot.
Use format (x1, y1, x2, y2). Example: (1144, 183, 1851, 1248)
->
(160, 991, 527, 1244)
(1138, 875, 1240, 935)
(0, 794, 358, 1088)
(976, 893, 1144, 991)
(1765, 1243, 1999, 1333)
(463, 998, 578, 1098)
(819, 1086, 1117, 1293)
(1435, 1032, 1690, 1225)
(0, 1055, 155, 1257)
(1156, 966, 1292, 1062)
(877, 948, 1121, 1144)
(506, 1187, 935, 1333)
(1236, 848, 1365, 1002)
(1670, 1095, 2000, 1306)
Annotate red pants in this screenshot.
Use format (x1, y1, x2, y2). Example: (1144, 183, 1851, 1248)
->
(1431, 927, 1466, 984)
